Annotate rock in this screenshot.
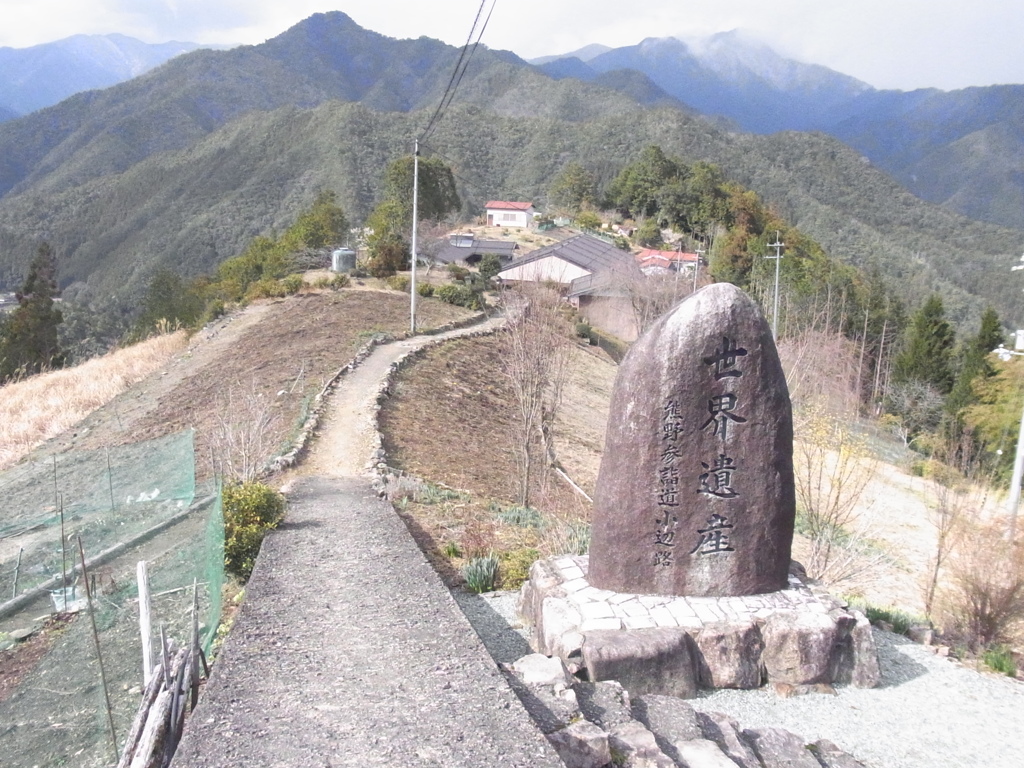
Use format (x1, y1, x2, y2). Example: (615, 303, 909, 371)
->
(631, 693, 704, 764)
(547, 721, 611, 768)
(538, 596, 585, 661)
(575, 680, 634, 729)
(9, 626, 37, 642)
(695, 621, 764, 689)
(835, 614, 876, 692)
(589, 283, 795, 597)
(742, 727, 822, 768)
(674, 738, 745, 768)
(697, 711, 761, 768)
(808, 739, 869, 768)
(511, 653, 572, 687)
(583, 628, 700, 698)
(608, 721, 676, 767)
(907, 625, 934, 645)
(631, 693, 703, 742)
(761, 610, 837, 685)
(502, 668, 581, 735)
(0, 639, 14, 652)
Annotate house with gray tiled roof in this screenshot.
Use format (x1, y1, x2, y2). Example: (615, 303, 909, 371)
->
(431, 233, 518, 266)
(498, 234, 643, 341)
(496, 234, 636, 287)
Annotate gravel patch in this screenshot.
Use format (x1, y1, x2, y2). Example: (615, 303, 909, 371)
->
(459, 592, 1024, 768)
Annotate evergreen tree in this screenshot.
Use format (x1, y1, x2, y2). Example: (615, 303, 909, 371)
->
(892, 294, 956, 394)
(0, 242, 64, 381)
(549, 161, 597, 215)
(947, 307, 1003, 416)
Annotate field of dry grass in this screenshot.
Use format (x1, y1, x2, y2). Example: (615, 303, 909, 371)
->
(0, 331, 187, 470)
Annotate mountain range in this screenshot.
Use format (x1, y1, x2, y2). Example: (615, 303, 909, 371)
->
(0, 34, 209, 118)
(535, 32, 1024, 231)
(0, 12, 1020, 332)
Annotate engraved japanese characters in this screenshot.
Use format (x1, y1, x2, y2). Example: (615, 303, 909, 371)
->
(588, 283, 795, 597)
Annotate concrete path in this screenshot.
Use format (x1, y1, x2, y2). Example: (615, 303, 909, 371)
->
(174, 319, 564, 767)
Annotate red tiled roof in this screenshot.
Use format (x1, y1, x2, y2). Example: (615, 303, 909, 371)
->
(636, 248, 699, 263)
(485, 201, 534, 211)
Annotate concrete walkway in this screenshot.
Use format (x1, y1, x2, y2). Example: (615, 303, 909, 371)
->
(174, 321, 564, 767)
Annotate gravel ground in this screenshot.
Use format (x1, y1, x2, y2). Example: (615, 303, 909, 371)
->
(459, 591, 1024, 768)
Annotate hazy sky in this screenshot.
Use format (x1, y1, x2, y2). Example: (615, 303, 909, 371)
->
(1, 1, 1021, 91)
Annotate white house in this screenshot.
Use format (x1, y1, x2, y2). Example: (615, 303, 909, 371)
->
(484, 201, 535, 228)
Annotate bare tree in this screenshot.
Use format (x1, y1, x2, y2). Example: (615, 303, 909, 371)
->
(625, 268, 700, 336)
(793, 399, 882, 586)
(883, 379, 945, 448)
(499, 284, 575, 506)
(923, 429, 990, 617)
(212, 380, 280, 483)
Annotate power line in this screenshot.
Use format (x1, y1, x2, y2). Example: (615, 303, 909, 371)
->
(419, 0, 496, 144)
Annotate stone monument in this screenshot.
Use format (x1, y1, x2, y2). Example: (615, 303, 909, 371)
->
(518, 283, 880, 697)
(588, 282, 795, 597)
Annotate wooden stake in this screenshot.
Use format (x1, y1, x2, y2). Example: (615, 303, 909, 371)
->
(59, 493, 67, 598)
(77, 536, 119, 763)
(190, 578, 201, 710)
(137, 561, 153, 685)
(116, 662, 163, 768)
(106, 446, 116, 512)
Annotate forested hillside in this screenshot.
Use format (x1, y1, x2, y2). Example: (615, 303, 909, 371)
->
(0, 11, 1020, 332)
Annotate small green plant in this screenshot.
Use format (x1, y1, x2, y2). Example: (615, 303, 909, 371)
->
(330, 272, 350, 289)
(415, 483, 469, 505)
(499, 548, 541, 590)
(462, 553, 500, 593)
(417, 282, 435, 297)
(492, 503, 544, 529)
(847, 599, 922, 636)
(982, 645, 1017, 676)
(441, 541, 462, 559)
(223, 482, 286, 582)
(314, 276, 331, 288)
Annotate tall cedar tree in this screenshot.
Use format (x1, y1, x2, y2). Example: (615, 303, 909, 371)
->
(946, 307, 1003, 412)
(0, 242, 64, 381)
(893, 294, 956, 394)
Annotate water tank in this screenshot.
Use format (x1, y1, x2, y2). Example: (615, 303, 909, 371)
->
(331, 248, 357, 272)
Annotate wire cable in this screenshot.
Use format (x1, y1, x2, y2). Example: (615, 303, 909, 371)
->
(419, 0, 497, 144)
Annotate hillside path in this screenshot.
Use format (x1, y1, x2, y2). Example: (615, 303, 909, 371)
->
(173, 317, 566, 767)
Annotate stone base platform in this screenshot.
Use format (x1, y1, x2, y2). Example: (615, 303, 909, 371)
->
(518, 555, 879, 698)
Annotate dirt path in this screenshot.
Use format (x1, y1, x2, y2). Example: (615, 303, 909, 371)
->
(173, 315, 573, 767)
(294, 317, 506, 479)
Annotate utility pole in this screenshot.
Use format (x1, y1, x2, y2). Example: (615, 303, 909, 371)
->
(693, 245, 705, 293)
(410, 139, 420, 334)
(765, 231, 785, 338)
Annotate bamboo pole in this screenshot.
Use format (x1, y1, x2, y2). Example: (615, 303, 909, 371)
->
(137, 561, 153, 685)
(77, 537, 119, 763)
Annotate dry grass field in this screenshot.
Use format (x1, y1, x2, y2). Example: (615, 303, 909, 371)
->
(0, 331, 187, 469)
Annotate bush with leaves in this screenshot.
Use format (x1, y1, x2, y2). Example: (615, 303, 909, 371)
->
(223, 482, 286, 582)
(417, 282, 435, 297)
(436, 283, 482, 310)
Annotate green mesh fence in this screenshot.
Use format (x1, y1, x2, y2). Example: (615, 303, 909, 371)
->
(0, 431, 224, 768)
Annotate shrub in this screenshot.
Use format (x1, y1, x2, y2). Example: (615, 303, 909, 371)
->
(462, 553, 500, 593)
(941, 523, 1024, 651)
(223, 482, 286, 582)
(436, 283, 482, 310)
(417, 282, 435, 297)
(478, 253, 503, 281)
(330, 273, 350, 289)
(386, 275, 410, 292)
(281, 274, 305, 294)
(447, 264, 470, 282)
(982, 645, 1017, 676)
(314, 276, 332, 289)
(499, 548, 541, 590)
(244, 278, 288, 301)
